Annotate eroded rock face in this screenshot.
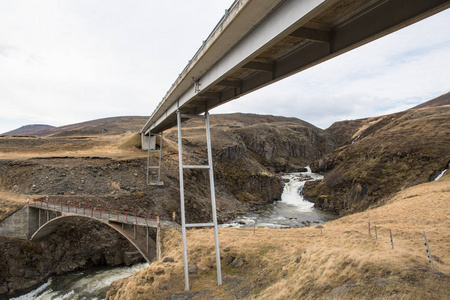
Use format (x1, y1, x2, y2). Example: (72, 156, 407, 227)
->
(0, 218, 143, 298)
(303, 106, 450, 215)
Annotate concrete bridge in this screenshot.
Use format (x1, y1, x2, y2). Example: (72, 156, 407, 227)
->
(139, 0, 450, 291)
(0, 199, 179, 263)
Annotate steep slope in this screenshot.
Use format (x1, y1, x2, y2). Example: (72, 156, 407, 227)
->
(303, 105, 450, 215)
(412, 91, 450, 109)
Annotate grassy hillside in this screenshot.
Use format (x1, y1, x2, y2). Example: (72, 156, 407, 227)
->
(303, 105, 450, 215)
(107, 173, 450, 299)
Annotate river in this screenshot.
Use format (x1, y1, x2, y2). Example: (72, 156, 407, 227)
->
(11, 263, 148, 300)
(13, 168, 336, 299)
(221, 168, 338, 228)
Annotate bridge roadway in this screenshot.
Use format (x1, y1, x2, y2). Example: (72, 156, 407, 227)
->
(28, 200, 179, 263)
(141, 0, 449, 138)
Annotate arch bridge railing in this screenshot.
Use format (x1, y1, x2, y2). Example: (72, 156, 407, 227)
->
(30, 198, 176, 228)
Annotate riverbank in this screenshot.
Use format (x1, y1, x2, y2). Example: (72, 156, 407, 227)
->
(107, 175, 450, 299)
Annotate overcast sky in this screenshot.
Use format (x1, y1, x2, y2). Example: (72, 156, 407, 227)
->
(1, 1, 449, 134)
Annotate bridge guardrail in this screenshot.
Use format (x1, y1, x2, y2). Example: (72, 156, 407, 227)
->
(31, 198, 176, 225)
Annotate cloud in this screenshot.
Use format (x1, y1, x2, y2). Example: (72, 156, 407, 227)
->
(0, 1, 448, 134)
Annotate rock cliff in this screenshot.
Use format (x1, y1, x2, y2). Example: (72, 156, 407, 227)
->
(303, 105, 450, 215)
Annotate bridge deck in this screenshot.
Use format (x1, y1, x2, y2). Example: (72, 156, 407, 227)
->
(29, 200, 178, 229)
(141, 0, 450, 135)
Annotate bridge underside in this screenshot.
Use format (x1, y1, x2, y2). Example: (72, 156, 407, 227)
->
(29, 211, 159, 264)
(142, 0, 449, 135)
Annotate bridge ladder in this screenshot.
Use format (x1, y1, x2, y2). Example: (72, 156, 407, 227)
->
(176, 110, 222, 291)
(147, 132, 163, 185)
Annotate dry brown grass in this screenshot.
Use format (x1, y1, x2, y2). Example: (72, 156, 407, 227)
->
(0, 191, 35, 222)
(0, 134, 147, 160)
(107, 174, 450, 299)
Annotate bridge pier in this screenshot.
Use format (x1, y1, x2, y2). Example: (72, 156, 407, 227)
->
(108, 221, 159, 262)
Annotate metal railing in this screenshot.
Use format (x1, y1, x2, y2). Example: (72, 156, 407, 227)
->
(31, 198, 175, 226)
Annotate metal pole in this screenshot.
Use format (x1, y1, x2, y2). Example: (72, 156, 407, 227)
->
(157, 132, 163, 185)
(147, 132, 151, 185)
(205, 111, 222, 286)
(146, 227, 149, 253)
(423, 231, 434, 269)
(177, 110, 190, 291)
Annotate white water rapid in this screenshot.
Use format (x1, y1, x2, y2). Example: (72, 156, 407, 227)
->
(434, 163, 449, 181)
(12, 263, 149, 300)
(280, 167, 323, 211)
(222, 167, 336, 228)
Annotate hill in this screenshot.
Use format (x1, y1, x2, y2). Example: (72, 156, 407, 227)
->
(28, 116, 149, 137)
(411, 91, 450, 109)
(303, 103, 450, 215)
(1, 124, 55, 136)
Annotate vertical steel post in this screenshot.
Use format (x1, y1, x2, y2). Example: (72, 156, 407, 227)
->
(205, 112, 222, 286)
(146, 227, 149, 253)
(157, 133, 163, 185)
(157, 226, 162, 261)
(177, 110, 190, 291)
(147, 132, 151, 185)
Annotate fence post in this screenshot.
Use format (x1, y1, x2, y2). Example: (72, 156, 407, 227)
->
(389, 229, 394, 249)
(423, 231, 434, 269)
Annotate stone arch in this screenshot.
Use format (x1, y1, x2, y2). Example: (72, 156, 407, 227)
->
(30, 215, 157, 263)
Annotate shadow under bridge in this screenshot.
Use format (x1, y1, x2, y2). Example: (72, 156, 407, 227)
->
(28, 199, 179, 263)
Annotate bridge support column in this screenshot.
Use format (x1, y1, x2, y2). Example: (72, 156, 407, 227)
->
(28, 206, 40, 238)
(146, 132, 164, 185)
(177, 110, 222, 291)
(156, 226, 162, 261)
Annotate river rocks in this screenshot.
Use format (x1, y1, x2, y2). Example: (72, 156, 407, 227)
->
(124, 251, 142, 266)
